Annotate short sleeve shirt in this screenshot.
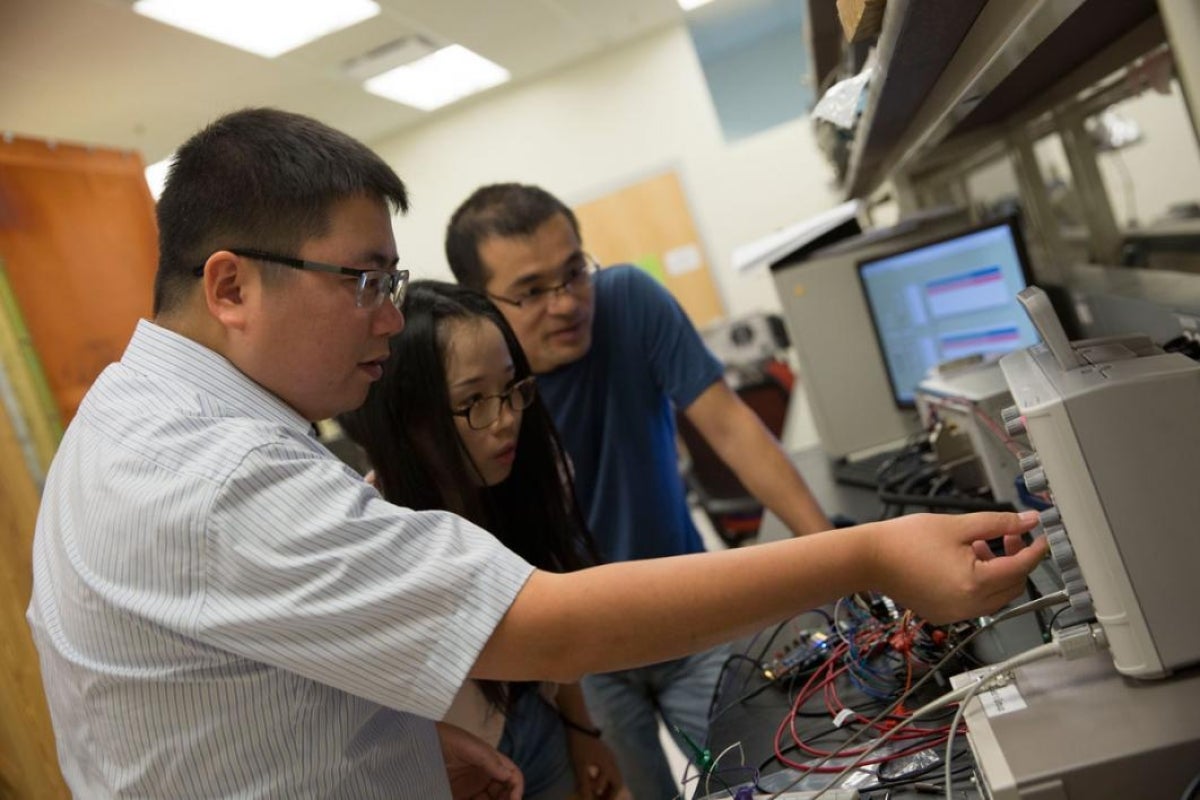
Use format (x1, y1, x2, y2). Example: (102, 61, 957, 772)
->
(27, 320, 534, 798)
(536, 266, 724, 562)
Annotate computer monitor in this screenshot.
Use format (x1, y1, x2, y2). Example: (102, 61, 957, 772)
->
(856, 218, 1039, 408)
(770, 207, 973, 458)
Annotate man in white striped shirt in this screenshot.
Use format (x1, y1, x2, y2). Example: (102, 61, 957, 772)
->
(29, 108, 528, 799)
(28, 108, 1047, 798)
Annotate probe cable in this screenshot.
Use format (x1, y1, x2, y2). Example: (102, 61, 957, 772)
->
(764, 590, 1069, 799)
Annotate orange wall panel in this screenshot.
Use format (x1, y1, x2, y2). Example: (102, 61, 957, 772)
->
(0, 136, 158, 423)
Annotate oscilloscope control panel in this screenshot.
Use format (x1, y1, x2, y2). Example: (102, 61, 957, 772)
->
(998, 287, 1200, 678)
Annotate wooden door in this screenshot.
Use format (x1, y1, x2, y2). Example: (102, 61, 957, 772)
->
(573, 170, 725, 326)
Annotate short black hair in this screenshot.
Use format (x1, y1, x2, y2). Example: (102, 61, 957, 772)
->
(337, 280, 599, 712)
(153, 107, 409, 314)
(444, 183, 579, 290)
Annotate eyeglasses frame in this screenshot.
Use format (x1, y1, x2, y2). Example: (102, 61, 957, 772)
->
(450, 375, 538, 430)
(486, 253, 599, 310)
(192, 247, 409, 309)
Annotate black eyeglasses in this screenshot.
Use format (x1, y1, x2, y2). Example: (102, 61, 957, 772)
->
(450, 376, 537, 430)
(193, 248, 409, 310)
(487, 253, 598, 311)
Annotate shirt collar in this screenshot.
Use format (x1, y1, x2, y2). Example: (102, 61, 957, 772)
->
(122, 319, 313, 435)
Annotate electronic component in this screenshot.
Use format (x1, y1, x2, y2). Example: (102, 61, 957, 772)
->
(962, 648, 1200, 799)
(762, 630, 832, 681)
(999, 286, 1200, 678)
(699, 312, 791, 368)
(916, 360, 1026, 504)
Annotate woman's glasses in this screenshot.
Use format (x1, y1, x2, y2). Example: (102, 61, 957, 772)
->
(451, 376, 537, 430)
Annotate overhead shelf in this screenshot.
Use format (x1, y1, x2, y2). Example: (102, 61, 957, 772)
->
(841, 0, 1163, 200)
(842, 0, 986, 199)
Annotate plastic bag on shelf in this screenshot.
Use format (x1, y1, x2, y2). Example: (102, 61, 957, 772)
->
(811, 52, 876, 131)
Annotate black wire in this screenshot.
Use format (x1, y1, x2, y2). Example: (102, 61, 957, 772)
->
(859, 763, 976, 798)
(871, 426, 1025, 517)
(874, 741, 972, 783)
(1024, 577, 1052, 642)
(707, 653, 765, 723)
(785, 667, 835, 715)
(753, 654, 962, 780)
(755, 724, 955, 793)
(740, 617, 806, 696)
(754, 621, 792, 664)
(1181, 766, 1200, 800)
(761, 603, 1045, 798)
(708, 771, 735, 797)
(1045, 605, 1096, 633)
(710, 673, 777, 724)
(746, 615, 999, 796)
(1046, 605, 1070, 631)
(739, 632, 781, 696)
(716, 612, 839, 720)
(872, 446, 929, 497)
(808, 608, 837, 627)
(708, 682, 779, 727)
(927, 473, 953, 496)
(710, 657, 839, 727)
(897, 463, 941, 494)
(876, 491, 1015, 513)
(877, 455, 932, 493)
(753, 723, 843, 781)
(878, 457, 938, 517)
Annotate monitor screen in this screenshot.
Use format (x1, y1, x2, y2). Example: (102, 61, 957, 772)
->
(856, 219, 1040, 407)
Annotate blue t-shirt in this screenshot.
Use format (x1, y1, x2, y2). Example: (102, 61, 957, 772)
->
(537, 266, 724, 562)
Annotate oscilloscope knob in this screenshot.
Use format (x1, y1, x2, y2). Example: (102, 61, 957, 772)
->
(1022, 467, 1048, 493)
(1002, 405, 1027, 436)
(1046, 527, 1078, 573)
(1069, 590, 1094, 615)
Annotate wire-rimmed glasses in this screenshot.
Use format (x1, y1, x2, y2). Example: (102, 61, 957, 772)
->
(487, 253, 598, 311)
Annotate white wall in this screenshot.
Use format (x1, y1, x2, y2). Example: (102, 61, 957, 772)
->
(1097, 81, 1200, 228)
(370, 24, 840, 319)
(963, 80, 1200, 231)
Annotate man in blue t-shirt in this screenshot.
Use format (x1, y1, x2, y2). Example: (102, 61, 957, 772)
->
(446, 183, 833, 798)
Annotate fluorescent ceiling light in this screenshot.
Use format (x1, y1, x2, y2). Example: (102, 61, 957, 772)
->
(678, 0, 716, 10)
(364, 44, 509, 112)
(132, 0, 380, 58)
(144, 156, 173, 202)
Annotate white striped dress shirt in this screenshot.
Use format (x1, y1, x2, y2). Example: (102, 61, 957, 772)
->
(27, 319, 534, 798)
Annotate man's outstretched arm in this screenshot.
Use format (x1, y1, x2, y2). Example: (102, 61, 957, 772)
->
(471, 510, 1046, 684)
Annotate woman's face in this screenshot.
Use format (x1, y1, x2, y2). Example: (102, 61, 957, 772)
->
(443, 317, 523, 486)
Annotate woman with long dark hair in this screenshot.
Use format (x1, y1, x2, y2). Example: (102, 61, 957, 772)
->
(339, 280, 627, 800)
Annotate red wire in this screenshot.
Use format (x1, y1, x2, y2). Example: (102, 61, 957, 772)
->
(771, 612, 966, 775)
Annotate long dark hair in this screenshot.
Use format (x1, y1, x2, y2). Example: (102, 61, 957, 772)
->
(338, 280, 599, 711)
